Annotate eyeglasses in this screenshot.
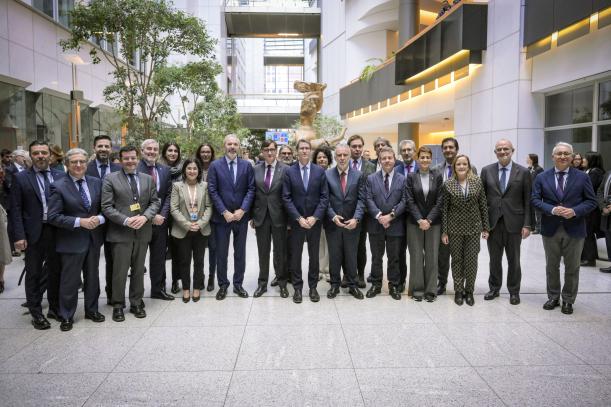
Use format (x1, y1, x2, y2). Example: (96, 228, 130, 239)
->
(262, 148, 276, 153)
(495, 147, 512, 152)
(69, 160, 87, 165)
(554, 152, 573, 157)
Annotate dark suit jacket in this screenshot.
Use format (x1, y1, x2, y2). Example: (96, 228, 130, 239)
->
(207, 157, 255, 224)
(86, 160, 121, 179)
(405, 169, 443, 225)
(137, 160, 172, 220)
(531, 167, 597, 238)
(480, 162, 532, 233)
(9, 168, 66, 243)
(398, 160, 419, 176)
(324, 167, 365, 230)
(47, 175, 104, 253)
(442, 176, 489, 235)
(598, 170, 611, 231)
(251, 161, 288, 228)
(432, 161, 478, 180)
(365, 170, 406, 236)
(282, 161, 329, 224)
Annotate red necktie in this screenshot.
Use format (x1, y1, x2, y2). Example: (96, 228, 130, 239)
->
(340, 171, 347, 194)
(148, 165, 157, 186)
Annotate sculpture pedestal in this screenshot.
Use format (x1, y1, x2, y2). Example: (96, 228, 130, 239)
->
(293, 126, 346, 150)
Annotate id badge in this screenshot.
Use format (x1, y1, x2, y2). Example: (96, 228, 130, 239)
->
(130, 203, 141, 212)
(190, 213, 198, 221)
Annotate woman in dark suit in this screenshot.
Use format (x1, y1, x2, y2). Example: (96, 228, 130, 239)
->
(441, 154, 489, 306)
(405, 146, 443, 302)
(170, 159, 212, 303)
(581, 152, 605, 266)
(527, 153, 544, 233)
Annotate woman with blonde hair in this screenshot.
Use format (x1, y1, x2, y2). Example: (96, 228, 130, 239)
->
(441, 154, 489, 306)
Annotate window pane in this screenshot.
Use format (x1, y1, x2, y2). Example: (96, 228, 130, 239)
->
(32, 0, 54, 18)
(544, 127, 592, 168)
(600, 80, 611, 121)
(545, 85, 593, 127)
(572, 86, 593, 124)
(58, 0, 74, 26)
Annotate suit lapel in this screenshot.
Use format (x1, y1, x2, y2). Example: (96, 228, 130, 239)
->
(270, 163, 283, 191)
(26, 170, 43, 204)
(493, 166, 502, 195)
(563, 168, 578, 199)
(546, 170, 562, 201)
(504, 163, 518, 195)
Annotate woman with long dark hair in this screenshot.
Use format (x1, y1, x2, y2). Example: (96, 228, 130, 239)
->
(581, 152, 605, 266)
(195, 143, 217, 291)
(527, 153, 544, 233)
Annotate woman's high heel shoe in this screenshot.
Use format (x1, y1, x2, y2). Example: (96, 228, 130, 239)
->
(182, 291, 191, 303)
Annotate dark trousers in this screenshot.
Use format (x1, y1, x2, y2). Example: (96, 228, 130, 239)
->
(169, 235, 181, 284)
(25, 224, 60, 318)
(208, 224, 216, 282)
(437, 237, 451, 287)
(542, 226, 584, 304)
(111, 241, 147, 308)
(399, 236, 408, 286)
(148, 224, 168, 295)
(255, 215, 287, 286)
(356, 220, 368, 280)
(606, 231, 611, 261)
(327, 226, 360, 288)
(290, 222, 322, 290)
(176, 232, 207, 291)
(59, 243, 101, 320)
(284, 227, 293, 279)
(582, 232, 599, 262)
(214, 220, 248, 288)
(487, 218, 522, 294)
(103, 241, 114, 298)
(369, 232, 401, 287)
(449, 234, 480, 294)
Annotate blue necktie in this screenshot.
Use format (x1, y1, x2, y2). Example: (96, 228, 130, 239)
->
(556, 172, 565, 198)
(229, 160, 236, 184)
(76, 179, 91, 211)
(302, 165, 309, 190)
(500, 167, 507, 194)
(100, 164, 108, 179)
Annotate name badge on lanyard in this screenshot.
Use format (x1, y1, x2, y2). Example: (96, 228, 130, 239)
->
(130, 203, 141, 212)
(188, 184, 198, 222)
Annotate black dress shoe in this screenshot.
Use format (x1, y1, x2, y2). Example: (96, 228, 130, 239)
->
(46, 309, 61, 322)
(207, 277, 215, 292)
(253, 285, 267, 298)
(31, 315, 51, 330)
(358, 277, 366, 289)
(60, 319, 73, 332)
(543, 299, 560, 310)
(348, 287, 364, 300)
(340, 278, 348, 288)
(270, 277, 279, 287)
(171, 281, 180, 294)
(233, 286, 249, 298)
(309, 288, 320, 302)
(21, 302, 28, 308)
(279, 285, 289, 298)
(465, 292, 475, 306)
(112, 308, 125, 322)
(509, 293, 520, 305)
(484, 290, 499, 300)
(129, 305, 146, 318)
(192, 293, 200, 302)
(366, 275, 372, 283)
(424, 293, 436, 302)
(85, 312, 106, 323)
(293, 289, 303, 304)
(366, 285, 381, 298)
(327, 286, 340, 299)
(389, 286, 401, 300)
(561, 302, 573, 314)
(600, 266, 611, 273)
(437, 285, 446, 295)
(413, 295, 423, 302)
(216, 286, 227, 300)
(151, 291, 175, 301)
(580, 260, 595, 267)
(140, 300, 146, 309)
(454, 292, 464, 306)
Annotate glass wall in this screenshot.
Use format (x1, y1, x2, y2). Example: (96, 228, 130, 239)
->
(265, 65, 304, 94)
(0, 82, 27, 150)
(32, 0, 74, 27)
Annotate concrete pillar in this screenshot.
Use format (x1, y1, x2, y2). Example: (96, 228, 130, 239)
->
(399, 0, 419, 46)
(398, 122, 419, 150)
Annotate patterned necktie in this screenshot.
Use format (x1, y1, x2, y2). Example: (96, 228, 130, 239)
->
(229, 161, 236, 184)
(500, 167, 507, 194)
(340, 171, 347, 195)
(100, 164, 108, 179)
(406, 163, 412, 173)
(302, 165, 309, 190)
(352, 160, 358, 171)
(264, 164, 272, 191)
(76, 179, 91, 211)
(556, 172, 565, 198)
(384, 172, 389, 193)
(147, 165, 157, 187)
(128, 173, 139, 200)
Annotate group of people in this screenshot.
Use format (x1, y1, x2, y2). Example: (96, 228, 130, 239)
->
(0, 132, 609, 332)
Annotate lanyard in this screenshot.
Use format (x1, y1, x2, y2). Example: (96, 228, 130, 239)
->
(187, 184, 198, 212)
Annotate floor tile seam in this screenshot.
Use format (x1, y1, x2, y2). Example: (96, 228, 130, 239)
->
(222, 294, 255, 407)
(79, 371, 112, 407)
(0, 328, 51, 369)
(331, 298, 366, 407)
(104, 321, 152, 376)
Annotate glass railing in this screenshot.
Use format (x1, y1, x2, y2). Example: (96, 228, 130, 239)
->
(224, 0, 320, 8)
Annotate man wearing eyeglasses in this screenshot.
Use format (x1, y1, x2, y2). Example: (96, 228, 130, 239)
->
(480, 139, 532, 306)
(531, 142, 597, 314)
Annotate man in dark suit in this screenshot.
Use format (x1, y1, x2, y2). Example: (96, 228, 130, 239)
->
(348, 134, 375, 288)
(325, 143, 365, 300)
(432, 137, 477, 295)
(397, 139, 418, 292)
(481, 139, 532, 305)
(365, 146, 406, 300)
(9, 141, 65, 330)
(599, 170, 611, 273)
(86, 135, 121, 303)
(531, 142, 597, 314)
(207, 134, 256, 300)
(282, 138, 329, 303)
(251, 140, 289, 298)
(137, 139, 174, 301)
(48, 148, 106, 331)
(102, 146, 160, 322)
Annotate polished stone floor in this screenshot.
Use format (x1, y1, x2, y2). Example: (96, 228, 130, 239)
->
(0, 233, 610, 406)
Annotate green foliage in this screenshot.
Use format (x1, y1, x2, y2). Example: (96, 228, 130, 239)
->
(190, 92, 244, 153)
(291, 114, 343, 141)
(241, 129, 267, 158)
(60, 0, 219, 139)
(359, 58, 385, 82)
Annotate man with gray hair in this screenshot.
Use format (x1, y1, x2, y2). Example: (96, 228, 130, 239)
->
(48, 148, 106, 331)
(531, 142, 597, 314)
